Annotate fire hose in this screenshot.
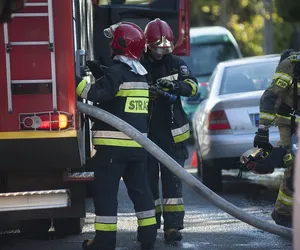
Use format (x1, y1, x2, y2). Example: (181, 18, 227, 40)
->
(77, 101, 292, 240)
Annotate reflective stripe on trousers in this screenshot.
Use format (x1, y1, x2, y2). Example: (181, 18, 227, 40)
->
(277, 189, 293, 206)
(94, 216, 117, 232)
(136, 209, 157, 227)
(154, 198, 161, 213)
(92, 131, 147, 147)
(163, 198, 184, 212)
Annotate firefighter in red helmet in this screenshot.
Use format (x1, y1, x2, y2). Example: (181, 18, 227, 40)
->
(141, 18, 198, 243)
(77, 22, 157, 250)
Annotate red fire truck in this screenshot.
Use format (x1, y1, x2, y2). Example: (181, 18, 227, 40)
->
(0, 0, 190, 237)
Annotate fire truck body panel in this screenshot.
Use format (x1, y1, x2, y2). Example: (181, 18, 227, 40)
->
(0, 0, 82, 170)
(0, 1, 85, 228)
(0, 0, 77, 130)
(0, 0, 190, 235)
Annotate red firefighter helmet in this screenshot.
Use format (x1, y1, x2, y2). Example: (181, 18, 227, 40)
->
(103, 22, 146, 60)
(144, 18, 174, 56)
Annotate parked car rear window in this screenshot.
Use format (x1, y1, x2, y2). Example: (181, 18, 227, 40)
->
(219, 60, 279, 95)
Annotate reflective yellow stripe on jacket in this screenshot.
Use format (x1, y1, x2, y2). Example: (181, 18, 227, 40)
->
(116, 82, 149, 97)
(275, 114, 300, 126)
(272, 72, 293, 85)
(76, 79, 91, 99)
(92, 131, 146, 147)
(184, 79, 198, 96)
(171, 123, 190, 143)
(119, 82, 149, 114)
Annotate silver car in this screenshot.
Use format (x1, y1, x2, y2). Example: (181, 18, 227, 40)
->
(192, 54, 281, 191)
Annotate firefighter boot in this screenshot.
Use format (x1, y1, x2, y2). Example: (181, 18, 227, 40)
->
(136, 234, 155, 250)
(271, 210, 292, 228)
(164, 229, 183, 243)
(140, 242, 155, 250)
(82, 239, 115, 250)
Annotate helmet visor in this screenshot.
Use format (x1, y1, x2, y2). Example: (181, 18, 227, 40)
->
(148, 37, 174, 56)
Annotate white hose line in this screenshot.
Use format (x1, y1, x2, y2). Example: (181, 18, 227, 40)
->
(77, 101, 292, 240)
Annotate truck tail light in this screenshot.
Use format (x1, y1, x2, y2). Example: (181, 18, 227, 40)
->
(208, 110, 230, 130)
(19, 111, 74, 131)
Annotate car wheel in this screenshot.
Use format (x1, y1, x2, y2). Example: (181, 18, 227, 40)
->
(53, 218, 85, 237)
(197, 155, 223, 192)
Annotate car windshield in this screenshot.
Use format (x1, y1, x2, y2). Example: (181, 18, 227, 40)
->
(181, 43, 239, 77)
(219, 59, 279, 95)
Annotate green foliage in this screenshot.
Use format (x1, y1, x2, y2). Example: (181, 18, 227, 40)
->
(275, 0, 300, 23)
(272, 14, 294, 53)
(190, 0, 295, 56)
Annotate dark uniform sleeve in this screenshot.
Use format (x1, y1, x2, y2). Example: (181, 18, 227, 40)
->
(259, 62, 293, 126)
(76, 66, 121, 103)
(175, 58, 198, 97)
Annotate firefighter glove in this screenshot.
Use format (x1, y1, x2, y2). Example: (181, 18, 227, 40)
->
(246, 147, 287, 174)
(86, 60, 106, 79)
(253, 128, 269, 149)
(149, 85, 159, 100)
(156, 79, 178, 91)
(246, 159, 274, 175)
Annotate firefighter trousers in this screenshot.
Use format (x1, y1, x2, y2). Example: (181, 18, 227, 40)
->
(92, 152, 157, 249)
(274, 125, 294, 217)
(147, 153, 185, 231)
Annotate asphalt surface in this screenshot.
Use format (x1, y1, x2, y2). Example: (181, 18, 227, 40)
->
(0, 164, 292, 250)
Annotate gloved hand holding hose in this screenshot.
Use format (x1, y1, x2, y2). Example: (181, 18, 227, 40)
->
(149, 85, 177, 103)
(156, 78, 179, 91)
(254, 125, 272, 151)
(86, 60, 107, 80)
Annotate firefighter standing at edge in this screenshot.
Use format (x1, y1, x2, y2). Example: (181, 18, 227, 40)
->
(76, 22, 157, 250)
(254, 49, 300, 228)
(141, 18, 198, 243)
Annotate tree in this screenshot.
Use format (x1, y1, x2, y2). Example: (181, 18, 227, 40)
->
(190, 0, 265, 56)
(275, 0, 300, 50)
(190, 0, 295, 56)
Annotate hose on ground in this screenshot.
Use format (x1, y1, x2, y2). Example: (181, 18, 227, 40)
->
(77, 101, 293, 240)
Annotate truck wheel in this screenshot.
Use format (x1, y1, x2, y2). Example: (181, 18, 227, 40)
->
(19, 219, 51, 239)
(53, 218, 85, 237)
(198, 157, 223, 192)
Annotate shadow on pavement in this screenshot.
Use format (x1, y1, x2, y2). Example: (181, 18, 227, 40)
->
(0, 230, 292, 250)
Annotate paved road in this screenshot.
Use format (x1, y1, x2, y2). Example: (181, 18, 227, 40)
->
(1, 167, 292, 250)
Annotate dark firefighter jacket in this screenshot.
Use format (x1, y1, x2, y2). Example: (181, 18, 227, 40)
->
(259, 54, 300, 127)
(76, 60, 149, 161)
(141, 53, 198, 159)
